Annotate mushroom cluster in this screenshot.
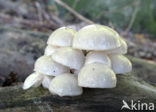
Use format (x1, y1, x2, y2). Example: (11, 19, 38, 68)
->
(23, 24, 132, 96)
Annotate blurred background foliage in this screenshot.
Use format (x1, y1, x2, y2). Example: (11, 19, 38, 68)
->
(1, 0, 156, 37)
(54, 0, 156, 36)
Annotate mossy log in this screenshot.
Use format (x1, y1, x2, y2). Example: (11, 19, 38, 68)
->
(0, 27, 156, 112)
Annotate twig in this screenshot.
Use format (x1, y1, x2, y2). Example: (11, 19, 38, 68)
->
(0, 13, 59, 30)
(54, 0, 94, 24)
(35, 2, 43, 23)
(42, 0, 64, 26)
(95, 1, 139, 20)
(72, 0, 79, 9)
(124, 5, 138, 33)
(124, 1, 140, 34)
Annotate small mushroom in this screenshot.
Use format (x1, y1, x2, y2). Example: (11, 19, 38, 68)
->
(49, 73, 83, 96)
(104, 37, 127, 54)
(85, 51, 111, 67)
(78, 63, 117, 88)
(23, 72, 43, 90)
(34, 55, 70, 76)
(109, 54, 132, 74)
(47, 27, 76, 47)
(42, 75, 54, 89)
(44, 45, 59, 56)
(52, 47, 85, 70)
(72, 24, 121, 50)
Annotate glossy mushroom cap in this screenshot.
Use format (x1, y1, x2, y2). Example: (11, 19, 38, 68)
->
(23, 72, 43, 90)
(72, 24, 121, 50)
(109, 54, 132, 74)
(52, 47, 85, 70)
(85, 51, 111, 67)
(104, 38, 127, 54)
(78, 63, 117, 88)
(44, 45, 59, 56)
(47, 27, 76, 47)
(34, 56, 70, 76)
(49, 73, 83, 96)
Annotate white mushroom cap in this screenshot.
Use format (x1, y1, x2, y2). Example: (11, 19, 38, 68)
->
(34, 56, 70, 76)
(85, 51, 111, 67)
(52, 47, 85, 70)
(42, 75, 54, 89)
(109, 54, 132, 74)
(72, 24, 121, 50)
(23, 72, 43, 90)
(49, 73, 83, 96)
(78, 63, 117, 88)
(104, 38, 127, 54)
(44, 45, 59, 56)
(47, 27, 76, 47)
